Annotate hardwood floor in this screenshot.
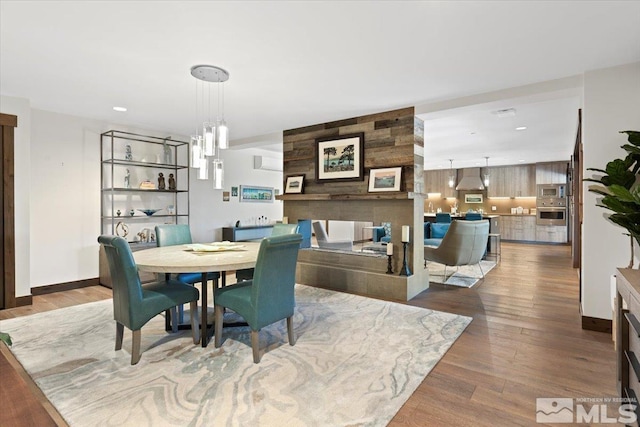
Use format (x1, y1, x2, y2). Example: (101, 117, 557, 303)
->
(391, 242, 616, 426)
(0, 243, 615, 426)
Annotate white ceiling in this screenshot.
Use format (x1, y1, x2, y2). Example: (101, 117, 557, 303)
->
(1, 1, 639, 160)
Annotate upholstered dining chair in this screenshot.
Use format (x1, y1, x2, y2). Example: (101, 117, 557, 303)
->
(214, 233, 303, 363)
(464, 212, 483, 221)
(312, 221, 353, 251)
(98, 235, 200, 365)
(155, 224, 220, 331)
(235, 223, 299, 282)
(435, 212, 452, 223)
(423, 220, 490, 282)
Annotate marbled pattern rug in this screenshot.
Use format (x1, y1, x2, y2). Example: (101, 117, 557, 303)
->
(1, 284, 471, 426)
(427, 260, 497, 287)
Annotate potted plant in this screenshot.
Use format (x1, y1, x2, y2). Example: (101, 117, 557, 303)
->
(0, 332, 11, 346)
(586, 130, 640, 268)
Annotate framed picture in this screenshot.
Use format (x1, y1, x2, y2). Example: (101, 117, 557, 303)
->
(368, 167, 402, 192)
(315, 133, 364, 182)
(239, 185, 274, 203)
(222, 191, 230, 202)
(231, 186, 238, 197)
(285, 175, 305, 194)
(465, 194, 483, 203)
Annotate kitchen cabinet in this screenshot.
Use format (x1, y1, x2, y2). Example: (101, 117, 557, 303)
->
(535, 225, 568, 243)
(487, 165, 536, 197)
(536, 161, 568, 184)
(424, 169, 457, 198)
(500, 215, 536, 241)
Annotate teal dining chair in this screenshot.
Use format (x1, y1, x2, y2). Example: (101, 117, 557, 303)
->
(98, 235, 200, 365)
(214, 233, 303, 363)
(155, 224, 221, 331)
(235, 223, 299, 282)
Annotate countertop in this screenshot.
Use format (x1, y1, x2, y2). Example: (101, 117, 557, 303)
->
(424, 213, 501, 218)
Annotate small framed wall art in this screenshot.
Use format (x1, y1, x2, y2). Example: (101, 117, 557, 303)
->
(464, 194, 483, 203)
(239, 185, 274, 203)
(285, 175, 305, 194)
(368, 167, 402, 192)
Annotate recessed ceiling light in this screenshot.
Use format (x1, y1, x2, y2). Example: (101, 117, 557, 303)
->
(470, 131, 476, 135)
(113, 106, 127, 112)
(515, 126, 527, 131)
(519, 159, 525, 162)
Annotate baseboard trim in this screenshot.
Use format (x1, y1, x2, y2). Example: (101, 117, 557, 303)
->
(15, 295, 32, 307)
(31, 278, 100, 296)
(582, 315, 612, 333)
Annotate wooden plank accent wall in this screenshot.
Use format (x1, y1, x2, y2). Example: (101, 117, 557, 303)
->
(282, 107, 429, 301)
(283, 107, 418, 195)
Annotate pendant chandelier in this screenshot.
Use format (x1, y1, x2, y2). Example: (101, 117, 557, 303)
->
(448, 159, 456, 188)
(190, 64, 229, 189)
(483, 156, 490, 187)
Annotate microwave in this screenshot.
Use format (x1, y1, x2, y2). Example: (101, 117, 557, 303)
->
(538, 184, 566, 199)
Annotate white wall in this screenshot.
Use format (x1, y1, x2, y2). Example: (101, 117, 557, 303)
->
(1, 97, 282, 294)
(0, 96, 31, 298)
(582, 61, 640, 320)
(189, 148, 283, 243)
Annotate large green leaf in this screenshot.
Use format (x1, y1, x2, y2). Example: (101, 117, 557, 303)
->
(609, 185, 640, 203)
(622, 130, 640, 146)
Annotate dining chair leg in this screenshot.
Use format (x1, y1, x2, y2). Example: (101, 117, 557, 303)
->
(190, 300, 200, 344)
(213, 304, 224, 348)
(131, 329, 141, 365)
(287, 316, 296, 346)
(251, 330, 261, 363)
(115, 322, 124, 351)
(170, 306, 179, 333)
(478, 262, 485, 279)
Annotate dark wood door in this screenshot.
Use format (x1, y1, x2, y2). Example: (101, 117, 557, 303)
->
(572, 110, 582, 272)
(0, 113, 17, 309)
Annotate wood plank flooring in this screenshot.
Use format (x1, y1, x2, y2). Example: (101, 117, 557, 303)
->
(0, 243, 615, 426)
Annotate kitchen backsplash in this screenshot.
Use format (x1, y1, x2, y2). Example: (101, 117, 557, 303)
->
(424, 190, 537, 215)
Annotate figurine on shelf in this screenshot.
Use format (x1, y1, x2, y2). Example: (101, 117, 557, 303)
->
(158, 172, 165, 190)
(124, 169, 131, 188)
(168, 173, 176, 190)
(116, 209, 121, 217)
(129, 209, 135, 216)
(125, 144, 133, 161)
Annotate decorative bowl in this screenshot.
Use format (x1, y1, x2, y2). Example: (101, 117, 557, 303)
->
(138, 209, 161, 216)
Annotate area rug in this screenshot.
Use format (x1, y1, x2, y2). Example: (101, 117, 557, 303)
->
(427, 260, 497, 287)
(1, 284, 471, 427)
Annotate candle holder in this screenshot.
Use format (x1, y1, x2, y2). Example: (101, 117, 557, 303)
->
(399, 241, 412, 276)
(386, 254, 394, 274)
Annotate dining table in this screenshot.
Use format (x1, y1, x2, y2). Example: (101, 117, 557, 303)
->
(133, 241, 261, 347)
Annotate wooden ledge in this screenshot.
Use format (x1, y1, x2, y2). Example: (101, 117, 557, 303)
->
(276, 192, 424, 201)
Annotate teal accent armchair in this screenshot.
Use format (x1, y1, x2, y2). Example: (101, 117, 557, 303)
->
(98, 235, 200, 365)
(214, 233, 303, 363)
(155, 224, 220, 331)
(236, 223, 299, 282)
